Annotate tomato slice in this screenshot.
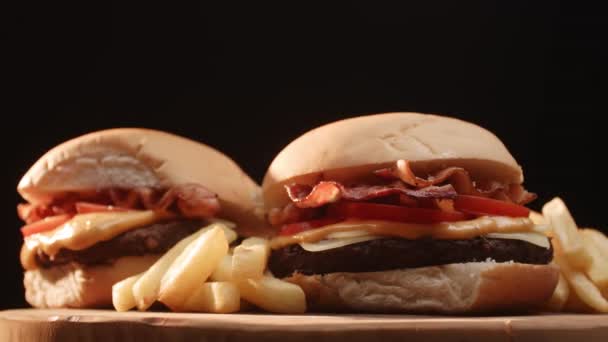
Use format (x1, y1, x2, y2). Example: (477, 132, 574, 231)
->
(327, 202, 470, 224)
(453, 195, 529, 217)
(279, 218, 343, 236)
(20, 214, 73, 237)
(75, 202, 129, 214)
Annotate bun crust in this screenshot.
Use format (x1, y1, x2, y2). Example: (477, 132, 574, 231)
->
(285, 262, 559, 313)
(17, 128, 267, 235)
(24, 256, 159, 308)
(263, 113, 522, 209)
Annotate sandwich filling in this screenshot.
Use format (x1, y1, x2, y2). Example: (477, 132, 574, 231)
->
(33, 219, 204, 268)
(19, 183, 221, 270)
(267, 160, 552, 277)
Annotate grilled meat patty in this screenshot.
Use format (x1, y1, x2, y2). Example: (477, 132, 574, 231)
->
(268, 237, 553, 278)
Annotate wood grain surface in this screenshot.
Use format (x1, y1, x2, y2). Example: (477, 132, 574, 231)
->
(1, 309, 607, 342)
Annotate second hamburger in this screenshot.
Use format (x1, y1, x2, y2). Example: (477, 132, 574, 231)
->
(263, 113, 558, 313)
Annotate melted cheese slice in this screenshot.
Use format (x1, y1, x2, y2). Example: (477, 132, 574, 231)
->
(300, 235, 382, 252)
(486, 232, 550, 249)
(299, 230, 549, 252)
(21, 211, 161, 270)
(270, 216, 542, 250)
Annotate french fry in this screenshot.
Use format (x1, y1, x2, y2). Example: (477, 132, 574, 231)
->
(581, 229, 608, 259)
(564, 285, 595, 313)
(131, 222, 233, 310)
(580, 231, 608, 290)
(216, 224, 238, 244)
(542, 198, 592, 269)
(159, 226, 229, 310)
(232, 237, 270, 281)
(238, 274, 306, 314)
(210, 252, 305, 313)
(112, 273, 142, 312)
(181, 282, 240, 313)
(209, 218, 237, 230)
(555, 253, 608, 313)
(211, 255, 296, 313)
(544, 269, 570, 312)
(211, 255, 234, 282)
(132, 228, 203, 310)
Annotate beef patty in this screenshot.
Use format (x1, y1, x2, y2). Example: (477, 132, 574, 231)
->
(36, 220, 205, 268)
(268, 237, 553, 278)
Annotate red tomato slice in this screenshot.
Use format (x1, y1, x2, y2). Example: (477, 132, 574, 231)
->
(279, 218, 343, 236)
(20, 214, 73, 237)
(75, 202, 129, 214)
(453, 195, 530, 217)
(327, 202, 470, 224)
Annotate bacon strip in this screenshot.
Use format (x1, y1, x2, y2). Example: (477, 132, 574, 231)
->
(374, 159, 536, 205)
(17, 202, 74, 224)
(108, 184, 221, 218)
(505, 184, 537, 205)
(270, 160, 537, 226)
(18, 183, 221, 224)
(375, 160, 475, 191)
(157, 184, 221, 218)
(286, 181, 457, 209)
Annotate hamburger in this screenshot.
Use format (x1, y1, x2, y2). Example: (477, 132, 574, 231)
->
(17, 128, 265, 308)
(263, 113, 559, 313)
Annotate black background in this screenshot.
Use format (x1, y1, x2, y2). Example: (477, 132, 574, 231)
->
(2, 2, 605, 309)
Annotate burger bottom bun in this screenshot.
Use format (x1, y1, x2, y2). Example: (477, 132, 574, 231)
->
(286, 262, 559, 314)
(24, 255, 159, 308)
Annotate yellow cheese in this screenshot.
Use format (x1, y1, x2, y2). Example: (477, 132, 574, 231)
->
(486, 231, 550, 249)
(270, 216, 536, 250)
(300, 235, 381, 252)
(21, 210, 161, 270)
(326, 230, 374, 239)
(299, 230, 550, 252)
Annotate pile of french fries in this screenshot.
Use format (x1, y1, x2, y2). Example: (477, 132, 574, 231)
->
(112, 221, 306, 314)
(533, 198, 608, 313)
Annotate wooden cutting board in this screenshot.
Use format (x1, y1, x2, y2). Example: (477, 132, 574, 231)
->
(1, 309, 607, 342)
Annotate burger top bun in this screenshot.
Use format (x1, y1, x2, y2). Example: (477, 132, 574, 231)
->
(263, 113, 523, 209)
(18, 128, 267, 235)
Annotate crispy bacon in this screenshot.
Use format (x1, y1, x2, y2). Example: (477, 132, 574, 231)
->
(285, 181, 457, 209)
(109, 187, 158, 209)
(18, 183, 221, 224)
(374, 159, 536, 205)
(108, 184, 221, 218)
(505, 184, 537, 205)
(375, 160, 476, 191)
(269, 160, 537, 226)
(17, 202, 76, 224)
(156, 184, 221, 218)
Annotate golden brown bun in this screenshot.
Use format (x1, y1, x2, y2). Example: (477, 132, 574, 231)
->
(24, 256, 159, 308)
(18, 128, 268, 236)
(285, 262, 559, 313)
(263, 113, 522, 209)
